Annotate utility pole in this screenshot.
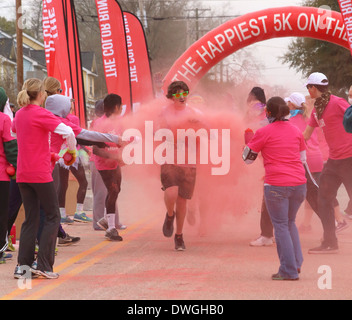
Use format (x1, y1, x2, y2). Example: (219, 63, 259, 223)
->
(185, 8, 210, 41)
(16, 0, 23, 93)
(138, 0, 147, 31)
(195, 8, 199, 41)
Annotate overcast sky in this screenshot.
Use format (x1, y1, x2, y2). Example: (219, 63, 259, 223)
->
(218, 0, 307, 94)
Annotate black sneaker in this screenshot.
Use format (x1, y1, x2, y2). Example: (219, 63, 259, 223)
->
(105, 228, 123, 241)
(69, 234, 81, 244)
(308, 244, 339, 254)
(58, 233, 80, 246)
(162, 212, 175, 238)
(174, 234, 186, 251)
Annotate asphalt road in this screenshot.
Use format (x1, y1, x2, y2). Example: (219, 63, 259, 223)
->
(1, 166, 352, 302)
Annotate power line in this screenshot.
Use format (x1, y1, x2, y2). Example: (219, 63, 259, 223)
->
(77, 14, 240, 22)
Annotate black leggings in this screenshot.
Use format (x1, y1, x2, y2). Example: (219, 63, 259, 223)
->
(98, 167, 122, 214)
(18, 182, 60, 272)
(58, 163, 88, 207)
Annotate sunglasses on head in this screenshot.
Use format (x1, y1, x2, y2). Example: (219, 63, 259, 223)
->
(172, 91, 189, 99)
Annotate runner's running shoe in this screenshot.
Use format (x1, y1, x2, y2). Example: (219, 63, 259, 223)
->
(61, 216, 74, 224)
(249, 236, 274, 247)
(308, 244, 339, 254)
(343, 211, 352, 220)
(31, 269, 59, 279)
(73, 212, 93, 223)
(97, 217, 108, 230)
(6, 235, 16, 252)
(336, 220, 348, 233)
(58, 233, 81, 246)
(14, 265, 38, 279)
(105, 228, 123, 241)
(117, 223, 127, 230)
(272, 273, 299, 281)
(174, 234, 186, 251)
(163, 212, 175, 238)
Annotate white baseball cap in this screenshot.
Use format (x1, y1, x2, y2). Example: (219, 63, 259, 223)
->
(305, 72, 329, 86)
(287, 92, 306, 108)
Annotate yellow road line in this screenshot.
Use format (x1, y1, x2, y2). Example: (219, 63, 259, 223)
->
(0, 240, 110, 301)
(1, 214, 158, 300)
(25, 221, 158, 300)
(25, 230, 143, 300)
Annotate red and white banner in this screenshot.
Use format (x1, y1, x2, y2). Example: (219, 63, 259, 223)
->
(124, 12, 154, 111)
(164, 6, 350, 91)
(95, 0, 132, 114)
(42, 0, 86, 127)
(338, 0, 352, 55)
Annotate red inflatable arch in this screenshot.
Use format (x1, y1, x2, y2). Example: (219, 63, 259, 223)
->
(163, 6, 349, 91)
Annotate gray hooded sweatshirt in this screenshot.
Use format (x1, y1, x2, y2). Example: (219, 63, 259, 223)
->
(45, 94, 120, 145)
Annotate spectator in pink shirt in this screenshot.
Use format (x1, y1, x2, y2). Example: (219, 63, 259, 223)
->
(13, 78, 77, 279)
(304, 72, 352, 254)
(287, 92, 348, 234)
(243, 96, 307, 280)
(0, 87, 17, 264)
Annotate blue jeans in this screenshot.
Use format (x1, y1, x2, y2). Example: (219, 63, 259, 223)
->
(264, 184, 306, 279)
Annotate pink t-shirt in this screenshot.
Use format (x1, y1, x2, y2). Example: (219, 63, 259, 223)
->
(92, 114, 120, 171)
(50, 117, 82, 154)
(248, 121, 307, 186)
(289, 114, 323, 173)
(12, 104, 62, 183)
(0, 113, 15, 182)
(309, 95, 352, 160)
(67, 113, 80, 126)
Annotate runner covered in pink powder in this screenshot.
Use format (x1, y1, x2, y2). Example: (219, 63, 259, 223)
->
(159, 81, 205, 251)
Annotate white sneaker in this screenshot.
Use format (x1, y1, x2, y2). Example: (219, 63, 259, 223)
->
(31, 269, 59, 279)
(249, 236, 274, 247)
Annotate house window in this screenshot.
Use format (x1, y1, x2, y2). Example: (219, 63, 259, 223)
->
(89, 77, 93, 97)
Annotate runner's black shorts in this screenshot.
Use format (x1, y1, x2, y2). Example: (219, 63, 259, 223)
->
(160, 164, 196, 200)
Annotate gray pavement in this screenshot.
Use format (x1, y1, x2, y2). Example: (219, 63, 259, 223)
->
(1, 166, 352, 300)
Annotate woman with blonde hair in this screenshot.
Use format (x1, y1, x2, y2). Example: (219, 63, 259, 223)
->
(43, 77, 62, 105)
(43, 77, 62, 95)
(13, 78, 77, 279)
